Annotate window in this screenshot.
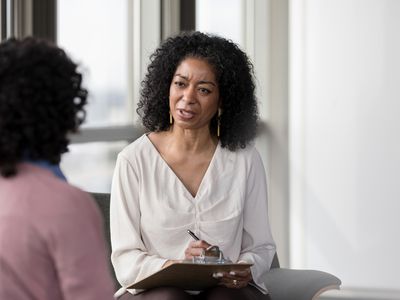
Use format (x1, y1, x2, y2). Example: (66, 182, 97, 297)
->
(196, 0, 243, 46)
(57, 0, 130, 127)
(60, 141, 128, 193)
(57, 0, 132, 192)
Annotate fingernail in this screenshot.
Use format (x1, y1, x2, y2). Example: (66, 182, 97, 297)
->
(229, 271, 236, 275)
(213, 272, 223, 278)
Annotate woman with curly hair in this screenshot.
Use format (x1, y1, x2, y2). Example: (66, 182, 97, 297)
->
(110, 32, 276, 300)
(0, 37, 114, 300)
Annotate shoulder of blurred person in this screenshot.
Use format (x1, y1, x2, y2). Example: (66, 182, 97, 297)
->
(0, 163, 115, 300)
(0, 162, 101, 223)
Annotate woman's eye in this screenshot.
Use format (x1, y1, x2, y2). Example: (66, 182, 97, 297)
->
(174, 81, 185, 87)
(199, 88, 211, 95)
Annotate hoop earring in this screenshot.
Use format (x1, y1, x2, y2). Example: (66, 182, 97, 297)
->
(170, 112, 173, 124)
(217, 108, 222, 137)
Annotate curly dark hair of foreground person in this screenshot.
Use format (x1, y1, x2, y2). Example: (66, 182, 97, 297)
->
(0, 37, 87, 177)
(137, 31, 259, 151)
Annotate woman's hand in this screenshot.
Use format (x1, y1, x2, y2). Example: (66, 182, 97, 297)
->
(213, 267, 253, 289)
(184, 240, 211, 259)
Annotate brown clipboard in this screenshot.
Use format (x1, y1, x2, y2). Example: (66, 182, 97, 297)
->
(129, 262, 252, 290)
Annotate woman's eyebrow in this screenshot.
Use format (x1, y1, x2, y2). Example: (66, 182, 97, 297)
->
(174, 74, 188, 80)
(174, 74, 216, 86)
(198, 80, 216, 87)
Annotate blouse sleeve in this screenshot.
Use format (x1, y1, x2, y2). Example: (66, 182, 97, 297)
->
(110, 153, 167, 289)
(238, 148, 276, 293)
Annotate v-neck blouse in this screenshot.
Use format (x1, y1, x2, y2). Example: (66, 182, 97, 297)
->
(110, 134, 276, 296)
(145, 134, 220, 200)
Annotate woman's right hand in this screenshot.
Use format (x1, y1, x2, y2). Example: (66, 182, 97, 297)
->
(184, 240, 211, 260)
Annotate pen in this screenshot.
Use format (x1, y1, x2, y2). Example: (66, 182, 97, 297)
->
(187, 229, 200, 241)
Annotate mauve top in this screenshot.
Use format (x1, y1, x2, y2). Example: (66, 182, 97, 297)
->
(0, 163, 114, 300)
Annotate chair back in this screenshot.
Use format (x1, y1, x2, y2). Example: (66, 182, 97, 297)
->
(271, 252, 280, 269)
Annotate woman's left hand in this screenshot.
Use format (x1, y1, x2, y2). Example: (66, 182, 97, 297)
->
(213, 267, 252, 289)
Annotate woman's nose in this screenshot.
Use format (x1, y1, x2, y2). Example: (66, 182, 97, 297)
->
(182, 86, 196, 104)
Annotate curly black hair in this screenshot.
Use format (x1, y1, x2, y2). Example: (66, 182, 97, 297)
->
(0, 37, 87, 177)
(137, 31, 258, 151)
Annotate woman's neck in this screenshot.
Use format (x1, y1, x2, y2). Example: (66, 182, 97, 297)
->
(166, 126, 218, 154)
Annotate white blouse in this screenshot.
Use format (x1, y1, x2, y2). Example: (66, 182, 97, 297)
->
(110, 134, 276, 296)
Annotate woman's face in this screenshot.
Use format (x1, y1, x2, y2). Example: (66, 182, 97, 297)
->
(169, 57, 220, 133)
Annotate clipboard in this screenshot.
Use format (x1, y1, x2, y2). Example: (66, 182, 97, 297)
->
(129, 262, 252, 290)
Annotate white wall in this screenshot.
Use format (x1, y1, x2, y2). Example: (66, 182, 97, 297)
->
(290, 0, 400, 290)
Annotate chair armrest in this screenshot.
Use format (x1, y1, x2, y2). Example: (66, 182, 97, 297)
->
(265, 268, 341, 300)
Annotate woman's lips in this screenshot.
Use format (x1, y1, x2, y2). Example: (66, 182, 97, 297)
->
(176, 109, 195, 120)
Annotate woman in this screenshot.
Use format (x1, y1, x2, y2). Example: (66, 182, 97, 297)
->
(0, 38, 114, 300)
(110, 32, 276, 300)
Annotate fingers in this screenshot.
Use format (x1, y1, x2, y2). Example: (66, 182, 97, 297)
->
(191, 240, 211, 248)
(184, 247, 203, 258)
(212, 269, 252, 289)
(184, 240, 211, 259)
(217, 276, 249, 289)
(226, 269, 251, 279)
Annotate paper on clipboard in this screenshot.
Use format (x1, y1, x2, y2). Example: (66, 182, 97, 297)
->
(129, 262, 253, 290)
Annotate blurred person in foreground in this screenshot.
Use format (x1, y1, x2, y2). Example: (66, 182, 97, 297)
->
(0, 37, 114, 300)
(110, 31, 276, 300)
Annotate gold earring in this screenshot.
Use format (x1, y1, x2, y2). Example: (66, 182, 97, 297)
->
(217, 108, 222, 137)
(170, 112, 173, 124)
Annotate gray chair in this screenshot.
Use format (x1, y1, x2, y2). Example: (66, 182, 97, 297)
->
(90, 192, 341, 300)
